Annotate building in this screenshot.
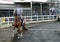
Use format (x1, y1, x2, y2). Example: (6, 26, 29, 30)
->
(0, 0, 14, 17)
(47, 0, 60, 21)
(0, 0, 59, 18)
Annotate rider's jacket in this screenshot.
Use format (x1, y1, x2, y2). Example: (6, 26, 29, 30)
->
(13, 7, 23, 19)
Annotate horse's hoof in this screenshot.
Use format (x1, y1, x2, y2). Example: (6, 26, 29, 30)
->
(18, 36, 20, 39)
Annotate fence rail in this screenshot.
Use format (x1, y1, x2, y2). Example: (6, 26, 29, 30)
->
(0, 15, 58, 28)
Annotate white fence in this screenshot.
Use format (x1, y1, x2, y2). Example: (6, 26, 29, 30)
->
(0, 15, 58, 28)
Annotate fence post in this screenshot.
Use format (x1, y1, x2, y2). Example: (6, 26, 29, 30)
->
(48, 15, 49, 20)
(0, 18, 2, 28)
(37, 15, 38, 21)
(43, 15, 44, 21)
(56, 15, 58, 20)
(31, 16, 32, 22)
(8, 17, 9, 25)
(24, 16, 26, 23)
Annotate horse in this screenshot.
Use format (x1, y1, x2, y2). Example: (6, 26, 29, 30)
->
(12, 11, 27, 39)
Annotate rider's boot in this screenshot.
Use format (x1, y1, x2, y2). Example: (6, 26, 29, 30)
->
(23, 26, 28, 31)
(22, 25, 28, 31)
(21, 23, 27, 31)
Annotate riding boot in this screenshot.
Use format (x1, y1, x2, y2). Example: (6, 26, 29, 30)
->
(22, 23, 28, 31)
(21, 22, 27, 31)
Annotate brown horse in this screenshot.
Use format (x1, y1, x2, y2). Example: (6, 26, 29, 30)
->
(12, 11, 27, 38)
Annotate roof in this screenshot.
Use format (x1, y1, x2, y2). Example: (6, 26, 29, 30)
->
(14, 0, 47, 2)
(32, 0, 47, 2)
(0, 0, 14, 4)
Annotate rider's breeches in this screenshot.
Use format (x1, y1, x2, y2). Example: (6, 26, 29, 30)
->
(20, 17, 23, 26)
(21, 19, 23, 25)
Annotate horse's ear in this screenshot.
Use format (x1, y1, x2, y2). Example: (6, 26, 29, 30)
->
(14, 10, 17, 16)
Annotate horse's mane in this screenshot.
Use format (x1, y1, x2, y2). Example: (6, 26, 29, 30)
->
(14, 10, 20, 22)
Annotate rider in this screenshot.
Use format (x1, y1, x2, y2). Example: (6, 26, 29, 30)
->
(13, 4, 27, 31)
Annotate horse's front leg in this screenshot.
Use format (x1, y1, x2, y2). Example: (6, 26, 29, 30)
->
(17, 27, 21, 34)
(17, 27, 23, 39)
(17, 23, 23, 38)
(12, 23, 16, 37)
(12, 27, 15, 37)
